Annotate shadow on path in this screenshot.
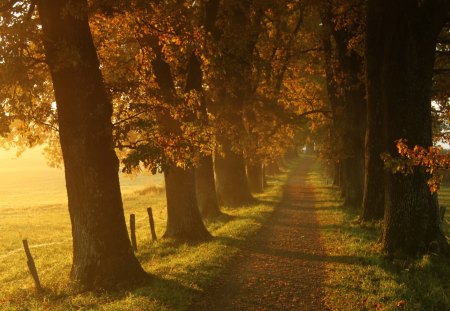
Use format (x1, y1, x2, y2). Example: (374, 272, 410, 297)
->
(188, 156, 330, 310)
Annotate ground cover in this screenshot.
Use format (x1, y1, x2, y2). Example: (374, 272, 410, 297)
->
(311, 162, 450, 311)
(0, 161, 289, 310)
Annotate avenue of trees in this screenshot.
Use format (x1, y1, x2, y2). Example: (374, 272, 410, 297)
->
(0, 0, 449, 289)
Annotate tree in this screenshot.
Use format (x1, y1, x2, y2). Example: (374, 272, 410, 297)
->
(149, 36, 211, 241)
(90, 2, 213, 240)
(208, 0, 261, 206)
(320, 0, 366, 209)
(35, 0, 148, 288)
(432, 22, 450, 145)
(244, 0, 310, 193)
(366, 0, 450, 255)
(189, 0, 221, 218)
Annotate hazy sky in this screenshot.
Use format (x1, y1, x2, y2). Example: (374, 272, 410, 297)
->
(0, 147, 163, 208)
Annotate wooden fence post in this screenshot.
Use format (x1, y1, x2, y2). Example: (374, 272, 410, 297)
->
(22, 239, 42, 291)
(147, 207, 157, 242)
(130, 214, 137, 252)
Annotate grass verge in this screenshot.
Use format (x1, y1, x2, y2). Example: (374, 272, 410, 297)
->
(307, 161, 450, 311)
(0, 167, 291, 310)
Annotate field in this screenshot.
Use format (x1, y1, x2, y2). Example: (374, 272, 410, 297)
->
(0, 148, 289, 310)
(1, 151, 449, 310)
(312, 163, 450, 310)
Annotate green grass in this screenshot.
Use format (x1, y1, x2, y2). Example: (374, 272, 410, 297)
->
(0, 158, 290, 310)
(308, 161, 450, 311)
(438, 183, 450, 238)
(5, 152, 448, 310)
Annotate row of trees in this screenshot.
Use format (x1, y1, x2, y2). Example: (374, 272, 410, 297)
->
(316, 0, 450, 257)
(0, 0, 321, 289)
(0, 0, 448, 290)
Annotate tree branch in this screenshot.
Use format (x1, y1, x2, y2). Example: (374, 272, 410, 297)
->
(112, 110, 148, 126)
(292, 109, 332, 120)
(25, 0, 36, 19)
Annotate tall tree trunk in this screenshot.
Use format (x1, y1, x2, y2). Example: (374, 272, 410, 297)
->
(330, 162, 339, 187)
(361, 3, 386, 220)
(321, 4, 366, 209)
(210, 0, 260, 207)
(320, 16, 345, 192)
(215, 139, 255, 206)
(150, 40, 210, 241)
(341, 86, 366, 208)
(266, 161, 281, 175)
(195, 155, 221, 218)
(342, 156, 364, 207)
(164, 167, 211, 240)
(262, 165, 269, 187)
(185, 53, 220, 218)
(247, 161, 264, 193)
(37, 0, 148, 289)
(366, 0, 450, 255)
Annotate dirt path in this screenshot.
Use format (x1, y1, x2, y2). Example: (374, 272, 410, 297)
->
(189, 157, 329, 310)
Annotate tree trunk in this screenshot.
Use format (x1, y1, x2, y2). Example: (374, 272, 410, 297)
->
(305, 142, 315, 154)
(215, 139, 254, 206)
(366, 0, 450, 255)
(361, 11, 386, 220)
(341, 88, 365, 208)
(266, 162, 281, 175)
(323, 5, 366, 210)
(185, 53, 221, 218)
(210, 1, 259, 207)
(342, 156, 364, 208)
(164, 167, 212, 240)
(195, 155, 221, 218)
(361, 137, 385, 221)
(37, 0, 148, 289)
(262, 165, 269, 187)
(339, 163, 345, 198)
(332, 162, 340, 187)
(150, 39, 211, 241)
(247, 162, 264, 193)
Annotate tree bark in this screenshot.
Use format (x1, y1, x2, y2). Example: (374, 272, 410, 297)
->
(210, 0, 259, 207)
(321, 4, 366, 209)
(266, 161, 281, 175)
(195, 155, 221, 218)
(361, 0, 386, 221)
(320, 15, 345, 193)
(164, 167, 211, 240)
(247, 162, 264, 193)
(340, 87, 365, 208)
(366, 0, 450, 255)
(332, 162, 340, 187)
(215, 140, 255, 206)
(150, 39, 210, 241)
(37, 0, 148, 289)
(185, 52, 221, 218)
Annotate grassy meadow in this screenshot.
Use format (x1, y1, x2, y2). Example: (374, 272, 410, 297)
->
(310, 162, 450, 311)
(1, 150, 450, 310)
(0, 148, 290, 310)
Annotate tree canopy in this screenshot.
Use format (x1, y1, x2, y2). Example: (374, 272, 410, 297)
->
(0, 0, 449, 291)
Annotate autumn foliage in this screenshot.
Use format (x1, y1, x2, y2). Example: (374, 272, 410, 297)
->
(382, 139, 450, 192)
